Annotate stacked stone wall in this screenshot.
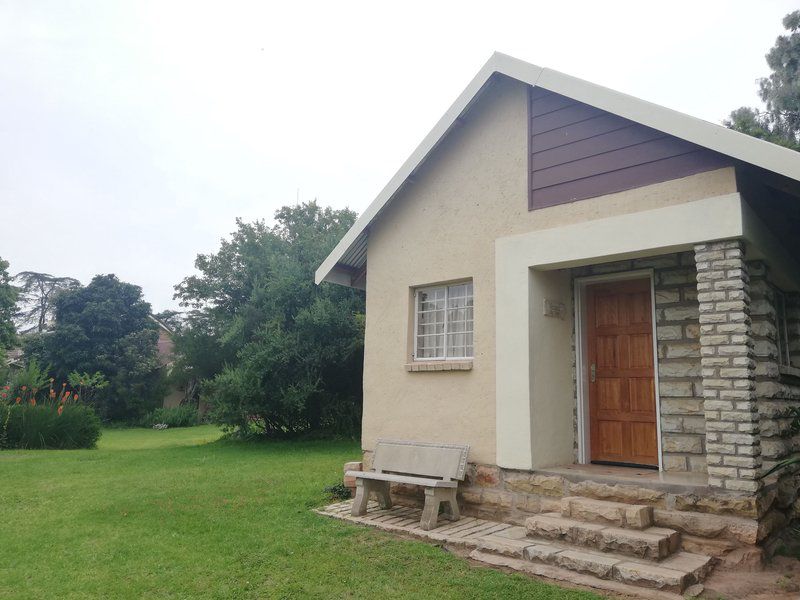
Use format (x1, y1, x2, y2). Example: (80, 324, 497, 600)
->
(749, 263, 800, 470)
(362, 450, 765, 564)
(694, 241, 762, 493)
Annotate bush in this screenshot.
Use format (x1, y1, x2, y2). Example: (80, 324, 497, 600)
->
(141, 405, 199, 428)
(323, 482, 351, 501)
(1, 403, 101, 449)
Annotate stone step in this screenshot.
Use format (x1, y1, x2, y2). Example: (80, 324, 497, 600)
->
(525, 513, 680, 560)
(561, 495, 653, 529)
(469, 550, 689, 600)
(474, 531, 712, 594)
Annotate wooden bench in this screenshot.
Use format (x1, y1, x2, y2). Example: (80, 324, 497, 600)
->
(347, 439, 470, 530)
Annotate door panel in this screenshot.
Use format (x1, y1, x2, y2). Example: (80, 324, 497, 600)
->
(587, 278, 658, 467)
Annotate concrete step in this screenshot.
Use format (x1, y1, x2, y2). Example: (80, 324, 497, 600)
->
(561, 495, 653, 529)
(525, 513, 680, 560)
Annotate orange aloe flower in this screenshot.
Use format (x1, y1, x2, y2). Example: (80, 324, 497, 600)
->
(21, 386, 27, 391)
(15, 397, 21, 404)
(74, 394, 79, 401)
(0, 392, 6, 399)
(57, 405, 64, 416)
(29, 398, 36, 406)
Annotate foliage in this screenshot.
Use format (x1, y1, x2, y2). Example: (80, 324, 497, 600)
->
(323, 481, 352, 501)
(152, 309, 184, 333)
(174, 202, 365, 437)
(67, 370, 109, 408)
(9, 358, 50, 397)
(0, 429, 599, 599)
(25, 274, 166, 422)
(725, 11, 800, 151)
(140, 404, 199, 428)
(1, 403, 101, 449)
(764, 406, 800, 477)
(12, 271, 81, 333)
(0, 257, 18, 350)
(1, 384, 101, 449)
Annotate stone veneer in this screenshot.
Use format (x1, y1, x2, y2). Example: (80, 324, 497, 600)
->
(572, 252, 705, 472)
(694, 240, 762, 493)
(360, 451, 768, 565)
(749, 262, 800, 471)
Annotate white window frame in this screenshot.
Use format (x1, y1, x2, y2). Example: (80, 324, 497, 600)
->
(413, 281, 473, 361)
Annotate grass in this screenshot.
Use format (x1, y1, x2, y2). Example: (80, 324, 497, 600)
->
(0, 426, 602, 599)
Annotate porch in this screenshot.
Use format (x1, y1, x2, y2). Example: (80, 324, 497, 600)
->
(495, 193, 800, 499)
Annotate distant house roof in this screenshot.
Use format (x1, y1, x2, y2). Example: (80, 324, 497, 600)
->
(316, 52, 800, 287)
(149, 315, 173, 334)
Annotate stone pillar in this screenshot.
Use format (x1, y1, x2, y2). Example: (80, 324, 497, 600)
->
(695, 240, 762, 494)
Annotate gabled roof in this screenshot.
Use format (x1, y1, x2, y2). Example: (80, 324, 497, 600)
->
(315, 52, 800, 287)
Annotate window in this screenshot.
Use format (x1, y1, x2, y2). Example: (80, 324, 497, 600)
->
(776, 289, 791, 367)
(414, 282, 473, 360)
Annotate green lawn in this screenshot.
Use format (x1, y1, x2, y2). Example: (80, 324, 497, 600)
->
(0, 426, 601, 599)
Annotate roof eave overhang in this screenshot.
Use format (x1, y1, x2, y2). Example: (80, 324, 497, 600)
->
(315, 52, 800, 288)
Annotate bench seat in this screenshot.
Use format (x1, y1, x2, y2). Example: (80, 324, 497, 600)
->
(349, 439, 469, 530)
(347, 470, 458, 488)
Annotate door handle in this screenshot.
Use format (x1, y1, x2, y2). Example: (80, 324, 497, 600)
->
(590, 363, 596, 383)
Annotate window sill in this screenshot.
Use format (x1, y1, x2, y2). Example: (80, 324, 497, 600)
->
(405, 360, 473, 372)
(779, 365, 800, 380)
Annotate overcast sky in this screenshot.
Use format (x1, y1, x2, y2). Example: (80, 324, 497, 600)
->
(1, 1, 797, 311)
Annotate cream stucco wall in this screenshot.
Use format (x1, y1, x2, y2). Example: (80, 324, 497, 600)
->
(362, 74, 739, 465)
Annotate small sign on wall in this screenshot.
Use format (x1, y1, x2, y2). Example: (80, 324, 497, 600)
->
(543, 298, 566, 319)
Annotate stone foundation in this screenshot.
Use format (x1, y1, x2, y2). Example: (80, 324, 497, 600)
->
(358, 450, 769, 566)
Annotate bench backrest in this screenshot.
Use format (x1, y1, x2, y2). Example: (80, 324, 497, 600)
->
(373, 439, 470, 481)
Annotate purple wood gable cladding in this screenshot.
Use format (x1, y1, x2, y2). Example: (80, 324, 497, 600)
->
(528, 87, 733, 210)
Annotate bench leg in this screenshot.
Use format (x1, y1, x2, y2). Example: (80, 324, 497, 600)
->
(351, 479, 393, 517)
(351, 479, 369, 516)
(420, 488, 440, 530)
(440, 488, 460, 522)
(420, 488, 461, 530)
(374, 480, 392, 510)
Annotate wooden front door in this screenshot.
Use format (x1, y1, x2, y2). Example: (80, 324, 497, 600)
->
(586, 278, 658, 467)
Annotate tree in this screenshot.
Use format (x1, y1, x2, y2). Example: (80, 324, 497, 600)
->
(26, 274, 165, 421)
(725, 11, 800, 150)
(0, 257, 18, 351)
(174, 202, 365, 436)
(152, 310, 184, 333)
(13, 271, 81, 333)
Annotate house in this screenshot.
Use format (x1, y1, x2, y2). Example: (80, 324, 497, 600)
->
(149, 315, 184, 409)
(316, 53, 800, 573)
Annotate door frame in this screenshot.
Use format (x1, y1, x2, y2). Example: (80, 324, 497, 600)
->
(573, 269, 663, 471)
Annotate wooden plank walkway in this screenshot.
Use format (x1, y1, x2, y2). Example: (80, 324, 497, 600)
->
(316, 499, 525, 547)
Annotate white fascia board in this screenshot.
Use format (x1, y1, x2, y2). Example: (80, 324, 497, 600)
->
(316, 52, 800, 287)
(314, 54, 543, 286)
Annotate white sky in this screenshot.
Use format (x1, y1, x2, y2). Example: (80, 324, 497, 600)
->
(1, 1, 796, 311)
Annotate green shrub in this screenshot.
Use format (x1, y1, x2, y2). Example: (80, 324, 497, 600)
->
(323, 482, 351, 501)
(1, 403, 101, 449)
(141, 405, 199, 428)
